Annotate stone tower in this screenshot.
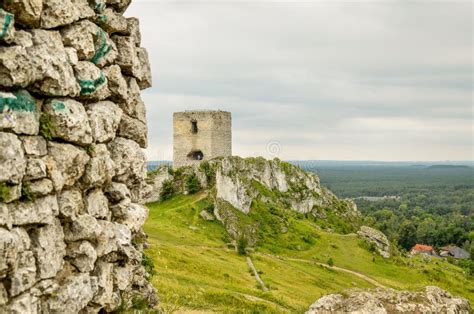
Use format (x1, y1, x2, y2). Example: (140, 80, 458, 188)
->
(173, 110, 232, 168)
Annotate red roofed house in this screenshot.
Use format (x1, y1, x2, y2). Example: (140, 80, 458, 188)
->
(410, 244, 437, 256)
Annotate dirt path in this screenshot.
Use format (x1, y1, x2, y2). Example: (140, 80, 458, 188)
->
(257, 252, 387, 288)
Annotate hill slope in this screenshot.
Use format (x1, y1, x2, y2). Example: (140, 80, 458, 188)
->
(144, 193, 473, 312)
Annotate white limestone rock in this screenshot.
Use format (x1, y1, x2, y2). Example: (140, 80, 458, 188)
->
(21, 136, 47, 156)
(145, 166, 173, 203)
(75, 61, 111, 100)
(115, 203, 148, 233)
(306, 286, 471, 314)
(0, 132, 26, 184)
(127, 18, 141, 47)
(28, 178, 54, 197)
(30, 219, 66, 279)
(104, 65, 129, 102)
(104, 182, 131, 203)
(107, 137, 147, 185)
(96, 8, 128, 35)
(66, 240, 97, 272)
(86, 101, 123, 143)
(0, 204, 11, 229)
(0, 9, 15, 43)
(82, 144, 116, 188)
(112, 35, 142, 78)
(8, 194, 57, 226)
(117, 114, 148, 148)
(44, 141, 90, 192)
(0, 228, 19, 279)
(107, 0, 132, 14)
(85, 188, 109, 219)
(42, 273, 97, 313)
(57, 188, 83, 220)
(0, 90, 41, 136)
(136, 48, 152, 89)
(64, 214, 102, 242)
(43, 98, 93, 146)
(118, 77, 147, 123)
(92, 261, 116, 310)
(5, 292, 39, 314)
(25, 158, 47, 180)
(357, 226, 391, 259)
(2, 0, 43, 27)
(9, 251, 37, 297)
(11, 227, 31, 252)
(40, 0, 95, 29)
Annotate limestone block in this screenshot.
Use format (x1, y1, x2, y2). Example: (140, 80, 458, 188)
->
(136, 48, 152, 89)
(30, 219, 66, 279)
(108, 137, 147, 185)
(0, 9, 15, 43)
(57, 188, 83, 220)
(3, 184, 22, 204)
(116, 203, 148, 233)
(357, 226, 391, 258)
(40, 0, 94, 29)
(64, 47, 79, 66)
(114, 265, 132, 291)
(2, 0, 43, 27)
(112, 35, 141, 78)
(66, 241, 97, 272)
(42, 273, 97, 313)
(25, 158, 48, 180)
(127, 18, 141, 47)
(0, 132, 26, 184)
(107, 0, 132, 13)
(45, 141, 90, 192)
(0, 283, 7, 306)
(75, 61, 111, 100)
(9, 195, 57, 226)
(44, 98, 93, 146)
(10, 30, 33, 47)
(61, 20, 118, 67)
(92, 261, 115, 308)
(117, 114, 147, 148)
(118, 77, 146, 123)
(86, 101, 123, 143)
(95, 220, 117, 257)
(0, 204, 11, 229)
(82, 144, 116, 188)
(0, 90, 40, 136)
(0, 228, 19, 279)
(21, 136, 47, 156)
(9, 251, 37, 297)
(109, 197, 130, 218)
(85, 189, 109, 219)
(64, 214, 102, 242)
(96, 8, 128, 35)
(28, 178, 54, 197)
(104, 65, 129, 102)
(6, 292, 39, 314)
(104, 182, 131, 203)
(11, 228, 31, 252)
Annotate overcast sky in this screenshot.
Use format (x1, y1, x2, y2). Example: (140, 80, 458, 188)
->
(126, 0, 473, 161)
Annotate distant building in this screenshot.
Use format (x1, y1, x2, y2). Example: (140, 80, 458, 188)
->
(439, 245, 470, 259)
(410, 244, 437, 256)
(173, 110, 232, 168)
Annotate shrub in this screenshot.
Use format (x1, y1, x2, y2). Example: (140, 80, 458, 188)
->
(327, 258, 334, 267)
(186, 174, 200, 194)
(160, 180, 174, 201)
(141, 253, 156, 277)
(237, 238, 248, 256)
(39, 113, 54, 140)
(21, 182, 34, 202)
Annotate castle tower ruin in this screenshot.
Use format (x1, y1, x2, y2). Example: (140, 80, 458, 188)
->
(173, 110, 232, 168)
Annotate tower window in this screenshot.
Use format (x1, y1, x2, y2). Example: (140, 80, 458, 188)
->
(187, 150, 204, 160)
(191, 120, 198, 134)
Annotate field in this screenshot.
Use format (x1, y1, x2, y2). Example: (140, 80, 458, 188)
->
(144, 193, 473, 313)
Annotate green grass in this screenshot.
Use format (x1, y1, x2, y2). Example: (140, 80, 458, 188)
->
(144, 193, 473, 313)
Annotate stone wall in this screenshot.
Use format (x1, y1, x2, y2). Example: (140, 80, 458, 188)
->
(173, 110, 231, 168)
(0, 0, 156, 312)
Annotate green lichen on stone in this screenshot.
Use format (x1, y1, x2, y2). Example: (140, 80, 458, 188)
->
(91, 28, 112, 65)
(0, 9, 13, 39)
(78, 72, 106, 95)
(39, 113, 55, 140)
(0, 182, 10, 203)
(97, 14, 108, 24)
(52, 101, 65, 111)
(0, 90, 36, 113)
(21, 182, 35, 202)
(93, 0, 106, 13)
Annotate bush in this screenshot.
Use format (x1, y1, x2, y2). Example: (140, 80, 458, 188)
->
(327, 258, 334, 267)
(39, 113, 54, 140)
(237, 238, 248, 256)
(186, 174, 201, 194)
(141, 253, 156, 277)
(160, 180, 174, 201)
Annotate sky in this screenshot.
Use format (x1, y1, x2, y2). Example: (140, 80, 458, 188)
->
(126, 0, 473, 162)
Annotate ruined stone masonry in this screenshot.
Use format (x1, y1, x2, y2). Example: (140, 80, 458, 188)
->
(173, 110, 232, 168)
(0, 0, 156, 312)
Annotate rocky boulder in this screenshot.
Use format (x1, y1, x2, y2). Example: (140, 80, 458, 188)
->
(306, 286, 471, 314)
(357, 226, 391, 259)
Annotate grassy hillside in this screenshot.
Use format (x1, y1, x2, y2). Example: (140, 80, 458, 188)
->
(144, 193, 473, 313)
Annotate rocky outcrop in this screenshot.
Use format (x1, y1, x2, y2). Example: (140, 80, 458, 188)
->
(0, 1, 156, 312)
(357, 226, 391, 258)
(306, 286, 471, 314)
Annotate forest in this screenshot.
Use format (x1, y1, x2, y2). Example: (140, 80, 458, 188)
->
(299, 162, 473, 256)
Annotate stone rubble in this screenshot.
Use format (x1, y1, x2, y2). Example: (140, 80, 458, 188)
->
(0, 0, 156, 312)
